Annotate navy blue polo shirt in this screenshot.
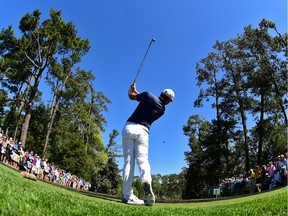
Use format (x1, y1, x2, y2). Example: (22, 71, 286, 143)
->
(127, 91, 165, 129)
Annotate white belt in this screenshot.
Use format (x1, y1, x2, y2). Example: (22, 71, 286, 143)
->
(126, 122, 149, 133)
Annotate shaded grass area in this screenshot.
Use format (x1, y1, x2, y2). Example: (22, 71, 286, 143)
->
(0, 164, 287, 216)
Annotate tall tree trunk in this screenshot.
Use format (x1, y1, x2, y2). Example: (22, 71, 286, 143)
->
(272, 80, 287, 126)
(13, 75, 34, 140)
(42, 72, 71, 158)
(229, 66, 250, 171)
(20, 103, 32, 148)
(20, 70, 44, 147)
(42, 97, 60, 158)
(214, 74, 222, 180)
(257, 93, 265, 165)
(240, 110, 250, 171)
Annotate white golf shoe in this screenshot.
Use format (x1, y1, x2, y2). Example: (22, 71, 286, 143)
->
(142, 181, 155, 206)
(122, 195, 144, 205)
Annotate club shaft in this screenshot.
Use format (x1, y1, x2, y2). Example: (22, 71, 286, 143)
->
(133, 39, 155, 83)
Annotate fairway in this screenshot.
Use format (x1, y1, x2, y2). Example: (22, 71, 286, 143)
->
(0, 164, 287, 216)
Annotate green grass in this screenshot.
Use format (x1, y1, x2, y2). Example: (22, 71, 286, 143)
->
(0, 164, 287, 216)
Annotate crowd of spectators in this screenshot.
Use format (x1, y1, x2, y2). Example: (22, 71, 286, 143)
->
(0, 129, 91, 191)
(1, 127, 286, 200)
(203, 153, 288, 198)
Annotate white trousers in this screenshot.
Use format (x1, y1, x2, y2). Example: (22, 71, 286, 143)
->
(122, 122, 151, 199)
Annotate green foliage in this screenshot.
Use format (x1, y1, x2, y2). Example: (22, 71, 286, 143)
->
(251, 117, 287, 163)
(186, 19, 287, 198)
(2, 107, 18, 137)
(25, 103, 50, 153)
(0, 89, 8, 120)
(183, 115, 212, 198)
(0, 9, 112, 186)
(47, 116, 103, 181)
(91, 129, 121, 195)
(132, 176, 143, 198)
(91, 156, 121, 195)
(152, 174, 163, 198)
(160, 173, 184, 200)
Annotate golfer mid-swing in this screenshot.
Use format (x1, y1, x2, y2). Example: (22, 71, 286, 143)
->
(122, 83, 175, 206)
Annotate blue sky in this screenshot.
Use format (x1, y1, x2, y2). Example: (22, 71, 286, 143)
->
(1, 1, 287, 175)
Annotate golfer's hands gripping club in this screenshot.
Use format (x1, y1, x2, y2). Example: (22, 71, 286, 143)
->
(128, 83, 139, 100)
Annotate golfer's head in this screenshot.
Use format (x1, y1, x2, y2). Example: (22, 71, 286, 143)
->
(160, 89, 175, 104)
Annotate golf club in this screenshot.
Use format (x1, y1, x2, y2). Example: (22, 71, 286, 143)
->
(133, 38, 156, 83)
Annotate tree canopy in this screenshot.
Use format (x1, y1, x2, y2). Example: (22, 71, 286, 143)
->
(0, 8, 112, 185)
(183, 19, 287, 198)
